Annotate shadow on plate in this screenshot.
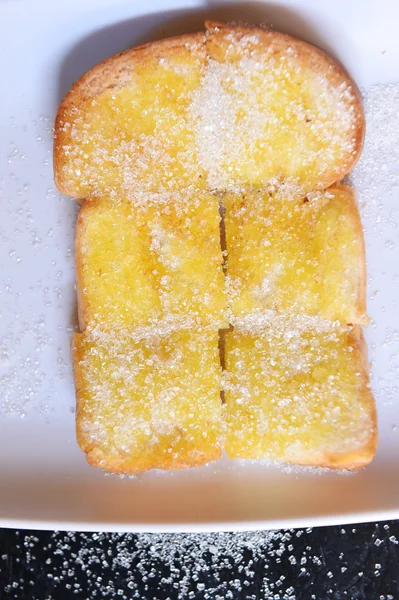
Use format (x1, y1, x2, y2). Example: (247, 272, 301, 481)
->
(56, 1, 343, 108)
(1, 456, 398, 529)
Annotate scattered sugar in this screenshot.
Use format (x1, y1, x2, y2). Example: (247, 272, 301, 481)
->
(0, 114, 76, 418)
(228, 458, 354, 477)
(350, 84, 399, 408)
(351, 85, 399, 216)
(2, 524, 399, 598)
(87, 314, 211, 343)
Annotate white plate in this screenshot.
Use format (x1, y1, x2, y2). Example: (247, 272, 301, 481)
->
(1, 0, 399, 533)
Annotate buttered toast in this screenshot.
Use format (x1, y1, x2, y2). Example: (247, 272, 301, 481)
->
(76, 192, 227, 331)
(55, 22, 364, 198)
(54, 21, 376, 474)
(198, 22, 364, 195)
(223, 316, 376, 469)
(73, 329, 222, 473)
(225, 185, 368, 325)
(55, 34, 207, 196)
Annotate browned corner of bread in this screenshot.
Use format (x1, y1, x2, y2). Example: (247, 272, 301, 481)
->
(324, 448, 376, 470)
(282, 325, 377, 471)
(84, 448, 132, 474)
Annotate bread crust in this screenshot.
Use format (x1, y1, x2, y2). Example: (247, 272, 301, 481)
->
(205, 21, 365, 191)
(82, 445, 222, 475)
(331, 185, 369, 326)
(74, 199, 96, 332)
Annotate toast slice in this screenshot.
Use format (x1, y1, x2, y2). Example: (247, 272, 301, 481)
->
(55, 23, 364, 197)
(225, 185, 368, 325)
(76, 192, 227, 331)
(73, 328, 222, 474)
(223, 316, 377, 469)
(55, 34, 207, 198)
(193, 21, 364, 195)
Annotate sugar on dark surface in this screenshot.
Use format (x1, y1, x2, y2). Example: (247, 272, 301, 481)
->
(1, 522, 399, 599)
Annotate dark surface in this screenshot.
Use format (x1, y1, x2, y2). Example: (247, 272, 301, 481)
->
(0, 522, 398, 599)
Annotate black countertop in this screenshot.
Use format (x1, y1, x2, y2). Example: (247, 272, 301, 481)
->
(1, 521, 398, 599)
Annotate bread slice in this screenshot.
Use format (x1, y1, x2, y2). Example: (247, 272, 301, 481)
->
(73, 328, 222, 474)
(225, 185, 368, 325)
(223, 316, 377, 469)
(193, 21, 364, 194)
(55, 22, 364, 198)
(54, 22, 374, 474)
(54, 33, 207, 198)
(76, 192, 227, 331)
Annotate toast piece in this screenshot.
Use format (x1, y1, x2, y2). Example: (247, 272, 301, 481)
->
(55, 34, 207, 197)
(195, 22, 364, 197)
(55, 23, 364, 197)
(223, 315, 377, 469)
(192, 21, 364, 194)
(73, 328, 222, 474)
(225, 185, 368, 325)
(76, 192, 227, 331)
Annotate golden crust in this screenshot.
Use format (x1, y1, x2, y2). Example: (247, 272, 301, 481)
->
(83, 446, 222, 475)
(205, 21, 365, 191)
(332, 185, 369, 327)
(80, 436, 222, 475)
(74, 200, 92, 332)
